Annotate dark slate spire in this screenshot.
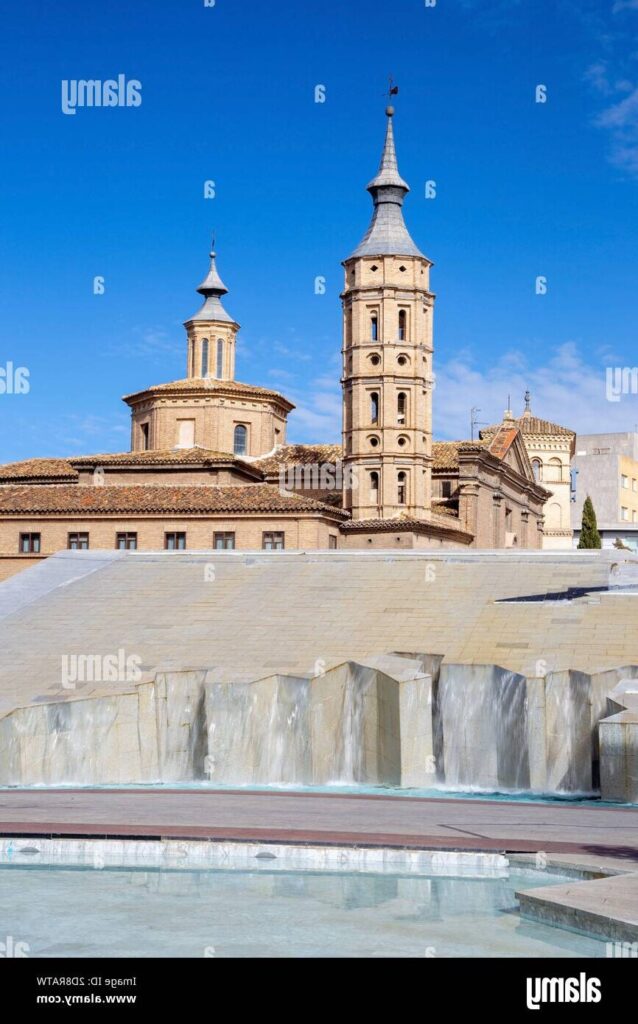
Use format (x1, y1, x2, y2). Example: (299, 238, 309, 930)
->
(187, 249, 235, 323)
(349, 106, 425, 260)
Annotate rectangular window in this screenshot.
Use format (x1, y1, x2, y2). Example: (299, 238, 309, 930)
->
(140, 422, 150, 451)
(165, 532, 186, 550)
(621, 507, 629, 521)
(329, 535, 337, 549)
(214, 532, 235, 550)
(262, 531, 285, 551)
(68, 532, 89, 551)
(116, 532, 138, 551)
(633, 479, 637, 493)
(622, 475, 629, 489)
(19, 532, 41, 553)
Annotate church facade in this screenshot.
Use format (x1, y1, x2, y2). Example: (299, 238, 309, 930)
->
(0, 107, 555, 581)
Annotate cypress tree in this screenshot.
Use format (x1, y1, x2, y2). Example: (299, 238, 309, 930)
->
(578, 496, 602, 549)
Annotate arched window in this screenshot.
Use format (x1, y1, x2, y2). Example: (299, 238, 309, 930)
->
(531, 459, 542, 483)
(397, 392, 407, 424)
(370, 471, 379, 504)
(370, 392, 379, 424)
(398, 471, 407, 506)
(398, 310, 407, 341)
(216, 339, 224, 379)
(234, 424, 247, 456)
(201, 339, 209, 377)
(370, 315, 378, 341)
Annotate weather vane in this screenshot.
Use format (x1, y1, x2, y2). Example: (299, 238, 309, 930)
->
(210, 231, 216, 254)
(386, 76, 399, 100)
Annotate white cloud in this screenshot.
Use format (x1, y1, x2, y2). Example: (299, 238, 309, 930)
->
(288, 377, 341, 442)
(267, 368, 297, 382)
(434, 343, 638, 439)
(273, 341, 312, 362)
(108, 326, 182, 361)
(595, 85, 638, 173)
(285, 343, 638, 446)
(596, 87, 638, 127)
(612, 0, 638, 13)
(585, 61, 613, 95)
(55, 413, 129, 452)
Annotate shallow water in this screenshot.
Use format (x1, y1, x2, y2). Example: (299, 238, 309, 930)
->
(2, 780, 624, 806)
(0, 863, 608, 958)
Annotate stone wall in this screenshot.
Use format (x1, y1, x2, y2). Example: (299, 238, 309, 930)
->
(1, 652, 635, 800)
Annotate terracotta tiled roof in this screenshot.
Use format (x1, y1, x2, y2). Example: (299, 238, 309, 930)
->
(0, 484, 349, 518)
(481, 414, 575, 439)
(253, 443, 343, 474)
(488, 426, 519, 462)
(0, 458, 78, 483)
(431, 440, 489, 471)
(123, 377, 294, 409)
(341, 514, 472, 538)
(0, 448, 262, 482)
(71, 449, 240, 467)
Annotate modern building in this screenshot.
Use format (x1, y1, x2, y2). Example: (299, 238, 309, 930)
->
(0, 106, 553, 580)
(481, 393, 576, 550)
(572, 432, 638, 550)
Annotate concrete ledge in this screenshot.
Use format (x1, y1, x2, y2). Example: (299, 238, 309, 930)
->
(0, 836, 508, 876)
(517, 873, 638, 943)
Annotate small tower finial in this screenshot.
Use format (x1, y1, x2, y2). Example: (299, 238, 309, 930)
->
(524, 389, 532, 414)
(210, 231, 216, 257)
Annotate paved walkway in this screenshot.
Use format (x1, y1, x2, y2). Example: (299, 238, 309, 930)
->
(1, 789, 637, 856)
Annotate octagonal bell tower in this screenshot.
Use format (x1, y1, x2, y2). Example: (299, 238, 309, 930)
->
(342, 106, 434, 521)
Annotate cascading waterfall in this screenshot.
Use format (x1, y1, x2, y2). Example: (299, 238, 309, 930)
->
(0, 655, 633, 799)
(437, 665, 529, 791)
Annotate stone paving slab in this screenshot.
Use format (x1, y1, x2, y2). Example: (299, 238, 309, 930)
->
(517, 873, 638, 943)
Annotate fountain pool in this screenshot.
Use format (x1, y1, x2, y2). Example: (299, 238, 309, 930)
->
(0, 852, 609, 958)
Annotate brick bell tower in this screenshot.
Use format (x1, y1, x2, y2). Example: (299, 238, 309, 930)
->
(341, 105, 435, 521)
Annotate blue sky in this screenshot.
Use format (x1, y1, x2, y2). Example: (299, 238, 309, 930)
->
(1, 0, 638, 463)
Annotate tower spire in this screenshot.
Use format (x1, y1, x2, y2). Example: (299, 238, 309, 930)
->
(184, 243, 239, 382)
(349, 105, 425, 259)
(188, 246, 235, 324)
(366, 107, 410, 193)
